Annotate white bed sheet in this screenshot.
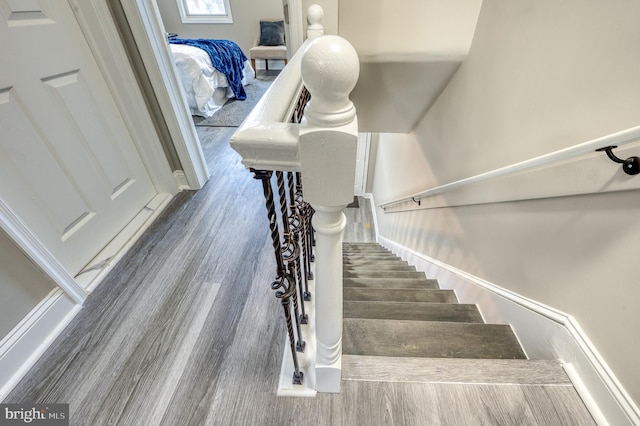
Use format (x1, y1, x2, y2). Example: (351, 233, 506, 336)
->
(170, 43, 255, 117)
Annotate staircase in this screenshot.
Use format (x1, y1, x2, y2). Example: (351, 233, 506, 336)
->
(341, 242, 569, 384)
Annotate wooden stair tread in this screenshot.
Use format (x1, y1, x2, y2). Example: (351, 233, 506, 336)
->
(344, 244, 391, 251)
(343, 257, 402, 263)
(344, 288, 457, 303)
(344, 263, 416, 272)
(344, 301, 483, 322)
(344, 259, 409, 266)
(342, 355, 569, 385)
(343, 319, 527, 359)
(344, 249, 392, 254)
(343, 277, 439, 290)
(344, 245, 392, 250)
(344, 270, 426, 279)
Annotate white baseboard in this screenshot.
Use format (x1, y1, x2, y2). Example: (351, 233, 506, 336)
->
(378, 236, 640, 426)
(0, 289, 81, 401)
(0, 193, 175, 401)
(75, 193, 173, 292)
(173, 170, 191, 191)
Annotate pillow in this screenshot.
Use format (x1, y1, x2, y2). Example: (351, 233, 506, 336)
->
(259, 20, 285, 46)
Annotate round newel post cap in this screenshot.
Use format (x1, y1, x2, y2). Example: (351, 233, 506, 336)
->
(307, 4, 324, 26)
(306, 4, 324, 39)
(301, 35, 360, 128)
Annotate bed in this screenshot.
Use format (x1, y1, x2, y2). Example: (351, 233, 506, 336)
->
(169, 38, 255, 118)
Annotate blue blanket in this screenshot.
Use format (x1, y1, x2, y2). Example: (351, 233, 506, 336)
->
(169, 38, 248, 100)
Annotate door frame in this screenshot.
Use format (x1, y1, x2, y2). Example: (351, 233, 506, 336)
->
(114, 0, 210, 190)
(70, 0, 181, 195)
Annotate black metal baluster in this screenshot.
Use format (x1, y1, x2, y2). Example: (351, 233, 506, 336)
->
(304, 203, 314, 281)
(251, 169, 303, 385)
(244, 86, 313, 387)
(298, 172, 315, 270)
(288, 88, 315, 284)
(276, 171, 308, 331)
(292, 172, 312, 299)
(287, 171, 310, 314)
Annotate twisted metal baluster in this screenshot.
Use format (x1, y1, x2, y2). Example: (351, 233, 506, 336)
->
(297, 172, 315, 274)
(294, 173, 311, 283)
(286, 171, 310, 311)
(276, 171, 308, 329)
(295, 174, 314, 282)
(251, 169, 303, 385)
(290, 172, 311, 300)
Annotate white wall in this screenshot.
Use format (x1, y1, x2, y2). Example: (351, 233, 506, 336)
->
(338, 0, 482, 133)
(339, 0, 481, 61)
(155, 0, 284, 57)
(0, 229, 55, 338)
(371, 0, 640, 409)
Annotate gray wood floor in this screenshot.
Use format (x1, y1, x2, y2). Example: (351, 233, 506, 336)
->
(5, 127, 595, 425)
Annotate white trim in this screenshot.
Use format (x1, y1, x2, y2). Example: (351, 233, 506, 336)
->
(68, 0, 179, 195)
(378, 235, 640, 426)
(173, 170, 191, 191)
(176, 0, 233, 24)
(0, 200, 86, 305)
(381, 126, 640, 212)
(0, 289, 81, 401)
(75, 193, 173, 292)
(121, 0, 210, 190)
(354, 133, 371, 196)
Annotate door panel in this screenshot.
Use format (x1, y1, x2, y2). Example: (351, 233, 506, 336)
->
(0, 0, 156, 275)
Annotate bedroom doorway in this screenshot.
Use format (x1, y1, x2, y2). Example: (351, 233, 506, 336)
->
(115, 0, 293, 192)
(115, 0, 211, 191)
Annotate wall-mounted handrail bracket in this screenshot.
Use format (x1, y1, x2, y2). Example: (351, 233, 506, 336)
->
(596, 145, 640, 175)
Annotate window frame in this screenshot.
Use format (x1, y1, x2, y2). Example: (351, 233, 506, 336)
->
(176, 0, 234, 24)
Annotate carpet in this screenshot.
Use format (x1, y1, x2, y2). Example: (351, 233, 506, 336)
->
(193, 75, 276, 127)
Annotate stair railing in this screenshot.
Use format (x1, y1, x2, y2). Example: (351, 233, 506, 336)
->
(231, 5, 359, 393)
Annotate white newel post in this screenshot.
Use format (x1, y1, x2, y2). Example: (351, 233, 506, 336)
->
(299, 34, 359, 393)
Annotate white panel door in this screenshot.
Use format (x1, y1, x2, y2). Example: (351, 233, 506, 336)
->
(0, 0, 157, 275)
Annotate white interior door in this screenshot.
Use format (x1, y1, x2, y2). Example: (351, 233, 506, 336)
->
(0, 0, 157, 275)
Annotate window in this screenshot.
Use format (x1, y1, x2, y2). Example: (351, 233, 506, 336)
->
(177, 0, 233, 24)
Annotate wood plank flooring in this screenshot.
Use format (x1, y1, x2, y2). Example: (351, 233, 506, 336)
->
(5, 126, 595, 425)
